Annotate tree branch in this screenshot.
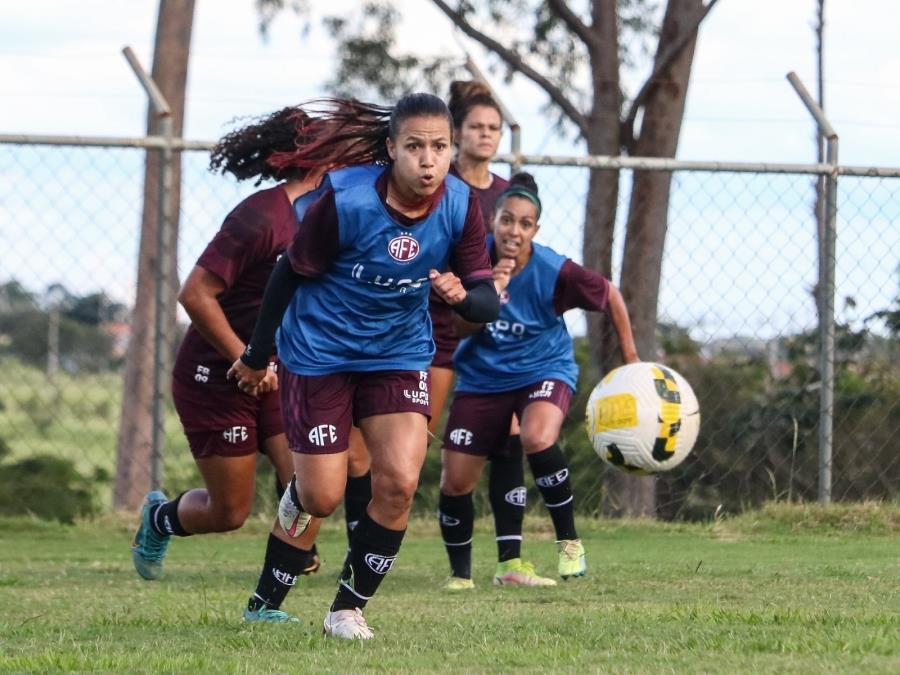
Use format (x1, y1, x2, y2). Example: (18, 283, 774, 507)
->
(546, 0, 598, 52)
(621, 0, 720, 151)
(429, 0, 588, 137)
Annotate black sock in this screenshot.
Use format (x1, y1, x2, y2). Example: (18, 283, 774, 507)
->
(527, 444, 578, 541)
(331, 513, 405, 612)
(150, 492, 191, 537)
(490, 436, 526, 562)
(344, 471, 372, 543)
(274, 474, 286, 504)
(247, 533, 317, 612)
(288, 475, 302, 509)
(438, 491, 475, 578)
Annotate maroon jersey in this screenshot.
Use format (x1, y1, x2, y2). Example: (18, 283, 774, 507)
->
(449, 165, 510, 234)
(173, 186, 295, 394)
(431, 167, 510, 367)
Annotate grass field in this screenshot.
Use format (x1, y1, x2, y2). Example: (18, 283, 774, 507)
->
(0, 504, 898, 673)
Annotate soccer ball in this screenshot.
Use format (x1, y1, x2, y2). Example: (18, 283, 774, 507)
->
(585, 362, 700, 474)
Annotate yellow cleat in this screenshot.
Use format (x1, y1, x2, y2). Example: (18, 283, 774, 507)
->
(493, 559, 557, 586)
(557, 539, 586, 579)
(444, 576, 476, 591)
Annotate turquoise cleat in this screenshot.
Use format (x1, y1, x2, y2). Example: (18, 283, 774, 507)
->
(131, 490, 170, 580)
(243, 606, 301, 624)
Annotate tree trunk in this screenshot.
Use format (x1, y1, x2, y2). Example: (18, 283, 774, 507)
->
(583, 0, 623, 378)
(603, 0, 702, 518)
(114, 0, 194, 509)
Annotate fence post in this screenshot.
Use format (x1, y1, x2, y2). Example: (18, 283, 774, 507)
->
(786, 72, 838, 505)
(123, 46, 173, 491)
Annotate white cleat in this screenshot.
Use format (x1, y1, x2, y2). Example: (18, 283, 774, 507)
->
(323, 608, 374, 640)
(278, 478, 312, 538)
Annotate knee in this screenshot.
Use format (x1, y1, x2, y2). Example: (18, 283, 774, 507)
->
(299, 490, 342, 519)
(521, 432, 556, 455)
(440, 470, 475, 496)
(211, 502, 251, 532)
(374, 475, 418, 517)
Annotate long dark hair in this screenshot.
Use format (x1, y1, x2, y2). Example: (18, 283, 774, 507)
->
(208, 107, 314, 185)
(266, 93, 453, 175)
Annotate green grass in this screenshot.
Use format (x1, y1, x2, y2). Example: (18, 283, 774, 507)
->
(1, 507, 898, 673)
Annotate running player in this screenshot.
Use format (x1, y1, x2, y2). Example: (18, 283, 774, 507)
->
(228, 93, 501, 640)
(130, 107, 374, 623)
(430, 80, 510, 430)
(439, 172, 640, 587)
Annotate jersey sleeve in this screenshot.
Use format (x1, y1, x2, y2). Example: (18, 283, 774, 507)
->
(552, 259, 611, 314)
(196, 208, 274, 289)
(286, 189, 341, 278)
(448, 192, 493, 284)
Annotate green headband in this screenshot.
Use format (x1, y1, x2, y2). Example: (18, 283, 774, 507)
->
(496, 186, 542, 219)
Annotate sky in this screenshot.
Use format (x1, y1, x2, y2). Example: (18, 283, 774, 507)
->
(1, 0, 898, 342)
(3, 1, 899, 163)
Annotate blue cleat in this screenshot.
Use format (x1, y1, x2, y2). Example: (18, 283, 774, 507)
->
(131, 490, 170, 580)
(243, 606, 301, 624)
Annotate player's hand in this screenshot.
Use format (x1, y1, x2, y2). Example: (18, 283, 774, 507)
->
(623, 353, 641, 364)
(227, 358, 268, 396)
(492, 257, 515, 293)
(429, 269, 467, 305)
(256, 365, 279, 395)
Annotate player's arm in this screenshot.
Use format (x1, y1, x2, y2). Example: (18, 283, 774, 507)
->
(178, 266, 244, 362)
(229, 254, 304, 391)
(606, 284, 640, 364)
(451, 257, 515, 337)
(554, 260, 639, 364)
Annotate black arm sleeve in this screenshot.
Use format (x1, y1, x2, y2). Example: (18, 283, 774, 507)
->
(451, 277, 501, 324)
(240, 255, 304, 370)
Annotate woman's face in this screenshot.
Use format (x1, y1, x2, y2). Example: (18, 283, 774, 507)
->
(492, 195, 539, 262)
(386, 115, 453, 199)
(456, 105, 503, 163)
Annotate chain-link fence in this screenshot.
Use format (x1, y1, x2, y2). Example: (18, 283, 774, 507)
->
(1, 136, 897, 520)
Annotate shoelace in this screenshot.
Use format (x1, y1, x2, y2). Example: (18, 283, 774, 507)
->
(560, 541, 580, 560)
(345, 609, 371, 634)
(141, 526, 168, 561)
(519, 561, 537, 575)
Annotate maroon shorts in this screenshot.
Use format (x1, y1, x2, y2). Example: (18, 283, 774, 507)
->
(430, 303, 460, 369)
(280, 369, 431, 454)
(443, 379, 572, 457)
(172, 375, 284, 459)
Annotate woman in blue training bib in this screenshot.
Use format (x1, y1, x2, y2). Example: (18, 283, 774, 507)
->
(438, 172, 640, 588)
(228, 93, 500, 640)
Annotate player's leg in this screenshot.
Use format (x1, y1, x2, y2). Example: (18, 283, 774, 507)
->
(343, 426, 372, 545)
(324, 370, 429, 640)
(244, 429, 324, 624)
(275, 371, 353, 539)
(131, 428, 257, 581)
(438, 390, 507, 588)
(518, 380, 584, 579)
(438, 447, 485, 588)
(427, 364, 455, 436)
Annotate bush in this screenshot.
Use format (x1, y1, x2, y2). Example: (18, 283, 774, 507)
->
(0, 454, 101, 523)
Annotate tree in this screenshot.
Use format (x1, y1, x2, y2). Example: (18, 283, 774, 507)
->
(114, 0, 195, 509)
(261, 0, 718, 516)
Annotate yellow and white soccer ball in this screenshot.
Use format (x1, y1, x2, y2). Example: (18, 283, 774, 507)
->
(585, 362, 700, 474)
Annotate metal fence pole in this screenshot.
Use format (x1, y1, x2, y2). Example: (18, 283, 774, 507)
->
(123, 46, 173, 491)
(787, 72, 838, 505)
